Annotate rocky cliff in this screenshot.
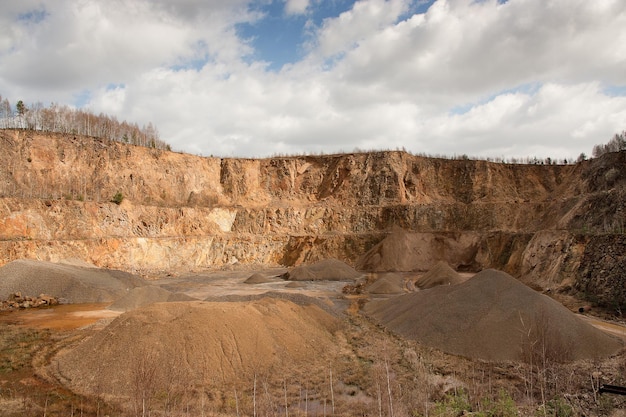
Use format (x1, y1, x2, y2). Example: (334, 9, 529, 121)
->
(1, 129, 624, 309)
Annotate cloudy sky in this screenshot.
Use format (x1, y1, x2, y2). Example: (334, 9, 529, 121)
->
(1, 0, 625, 159)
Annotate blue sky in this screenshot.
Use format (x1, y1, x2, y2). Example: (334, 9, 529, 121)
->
(238, 1, 355, 70)
(0, 0, 625, 159)
(237, 0, 435, 71)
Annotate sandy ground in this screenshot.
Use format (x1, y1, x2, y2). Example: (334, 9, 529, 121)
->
(154, 267, 349, 299)
(579, 315, 626, 342)
(0, 267, 354, 329)
(1, 264, 624, 347)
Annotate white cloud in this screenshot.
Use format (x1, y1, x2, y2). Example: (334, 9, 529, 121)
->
(284, 0, 310, 15)
(1, 0, 625, 160)
(309, 0, 412, 59)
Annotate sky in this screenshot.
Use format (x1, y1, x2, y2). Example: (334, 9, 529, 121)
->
(1, 0, 625, 159)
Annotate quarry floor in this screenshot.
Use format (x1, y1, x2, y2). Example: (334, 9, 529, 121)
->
(1, 268, 624, 342)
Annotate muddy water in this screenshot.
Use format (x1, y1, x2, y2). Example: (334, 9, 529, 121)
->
(0, 303, 120, 330)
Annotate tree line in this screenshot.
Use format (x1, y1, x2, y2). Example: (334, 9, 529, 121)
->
(592, 131, 626, 158)
(0, 94, 170, 150)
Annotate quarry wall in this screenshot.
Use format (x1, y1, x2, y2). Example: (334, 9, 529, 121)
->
(0, 129, 624, 308)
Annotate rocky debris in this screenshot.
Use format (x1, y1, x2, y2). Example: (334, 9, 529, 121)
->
(1, 292, 60, 310)
(575, 235, 626, 314)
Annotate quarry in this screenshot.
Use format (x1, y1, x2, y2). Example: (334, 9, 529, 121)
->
(0, 128, 625, 417)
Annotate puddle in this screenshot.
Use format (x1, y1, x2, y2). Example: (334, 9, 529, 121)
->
(0, 303, 120, 330)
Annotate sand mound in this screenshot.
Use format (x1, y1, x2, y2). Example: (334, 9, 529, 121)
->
(415, 261, 463, 289)
(356, 228, 478, 272)
(282, 258, 361, 281)
(53, 299, 339, 398)
(367, 273, 405, 295)
(285, 281, 306, 288)
(0, 259, 146, 303)
(244, 273, 273, 284)
(107, 286, 196, 311)
(365, 269, 622, 362)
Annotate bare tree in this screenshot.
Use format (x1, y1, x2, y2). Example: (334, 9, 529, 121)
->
(131, 347, 159, 417)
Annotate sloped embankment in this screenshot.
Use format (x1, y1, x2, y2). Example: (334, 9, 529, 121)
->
(0, 259, 146, 303)
(53, 298, 339, 398)
(365, 269, 623, 362)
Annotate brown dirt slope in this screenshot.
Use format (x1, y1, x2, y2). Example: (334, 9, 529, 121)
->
(53, 299, 339, 398)
(282, 258, 361, 281)
(365, 269, 622, 362)
(416, 261, 463, 289)
(0, 259, 146, 303)
(356, 228, 480, 272)
(107, 285, 196, 311)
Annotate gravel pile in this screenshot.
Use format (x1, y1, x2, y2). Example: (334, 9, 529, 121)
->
(53, 298, 339, 398)
(244, 273, 273, 284)
(281, 258, 362, 281)
(367, 273, 405, 295)
(415, 261, 463, 289)
(0, 259, 147, 303)
(365, 269, 623, 361)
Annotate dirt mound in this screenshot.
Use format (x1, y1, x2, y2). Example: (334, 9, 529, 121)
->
(53, 299, 339, 398)
(203, 291, 341, 316)
(107, 286, 196, 311)
(282, 258, 361, 281)
(244, 273, 273, 284)
(367, 273, 405, 295)
(285, 281, 306, 288)
(365, 269, 623, 362)
(356, 228, 479, 272)
(0, 259, 146, 303)
(416, 261, 463, 289)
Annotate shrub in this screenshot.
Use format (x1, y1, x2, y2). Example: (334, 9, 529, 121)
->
(111, 192, 124, 205)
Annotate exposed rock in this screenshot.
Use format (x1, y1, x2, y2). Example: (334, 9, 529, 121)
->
(0, 130, 624, 307)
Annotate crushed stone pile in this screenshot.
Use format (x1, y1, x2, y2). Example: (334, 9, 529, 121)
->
(244, 273, 273, 284)
(53, 298, 339, 398)
(367, 273, 405, 295)
(281, 258, 361, 281)
(0, 259, 146, 303)
(107, 286, 196, 311)
(415, 261, 463, 289)
(365, 269, 623, 362)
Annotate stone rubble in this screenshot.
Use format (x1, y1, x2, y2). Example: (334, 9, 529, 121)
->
(0, 291, 60, 311)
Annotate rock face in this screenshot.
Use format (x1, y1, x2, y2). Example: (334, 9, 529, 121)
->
(0, 130, 624, 307)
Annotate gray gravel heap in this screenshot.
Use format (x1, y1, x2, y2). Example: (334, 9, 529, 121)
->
(0, 259, 147, 304)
